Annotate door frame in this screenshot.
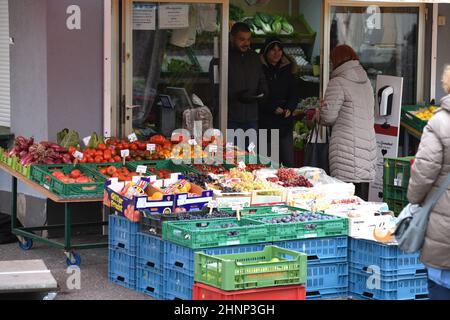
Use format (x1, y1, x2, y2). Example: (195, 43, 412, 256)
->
(106, 0, 229, 138)
(322, 0, 426, 103)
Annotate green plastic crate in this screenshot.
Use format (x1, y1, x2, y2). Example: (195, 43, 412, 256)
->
(222, 205, 306, 217)
(162, 217, 272, 249)
(15, 162, 31, 178)
(246, 213, 348, 241)
(194, 245, 307, 291)
(185, 163, 236, 175)
(383, 157, 414, 211)
(401, 105, 428, 133)
(384, 199, 408, 216)
(127, 159, 192, 175)
(30, 164, 106, 198)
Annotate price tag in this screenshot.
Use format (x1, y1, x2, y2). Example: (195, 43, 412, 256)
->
(147, 144, 156, 152)
(238, 162, 246, 170)
(207, 200, 218, 209)
(213, 129, 222, 136)
(226, 142, 233, 149)
(248, 142, 256, 154)
(188, 139, 197, 146)
(136, 165, 147, 174)
(121, 149, 130, 158)
(83, 136, 91, 147)
(231, 203, 244, 211)
(73, 151, 84, 160)
(177, 195, 187, 206)
(128, 133, 138, 142)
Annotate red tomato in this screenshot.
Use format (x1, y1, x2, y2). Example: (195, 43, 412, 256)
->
(114, 156, 122, 162)
(98, 143, 107, 151)
(94, 156, 104, 163)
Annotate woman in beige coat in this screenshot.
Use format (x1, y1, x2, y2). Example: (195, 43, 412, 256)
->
(319, 45, 377, 201)
(407, 66, 450, 300)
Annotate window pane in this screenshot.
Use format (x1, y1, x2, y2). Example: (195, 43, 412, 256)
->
(330, 6, 419, 104)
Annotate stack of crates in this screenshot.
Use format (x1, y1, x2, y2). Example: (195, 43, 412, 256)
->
(273, 237, 349, 299)
(108, 214, 139, 290)
(348, 238, 429, 300)
(383, 157, 414, 216)
(163, 241, 270, 300)
(193, 246, 308, 300)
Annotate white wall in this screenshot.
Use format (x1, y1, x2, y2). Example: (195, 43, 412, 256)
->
(298, 0, 321, 62)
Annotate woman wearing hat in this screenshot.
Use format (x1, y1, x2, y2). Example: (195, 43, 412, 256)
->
(259, 37, 299, 167)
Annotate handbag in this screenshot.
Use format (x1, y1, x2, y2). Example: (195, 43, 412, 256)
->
(394, 171, 450, 253)
(304, 124, 330, 174)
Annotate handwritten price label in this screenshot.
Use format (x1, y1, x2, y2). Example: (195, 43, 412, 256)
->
(82, 136, 91, 147)
(208, 145, 218, 153)
(136, 165, 147, 174)
(188, 139, 197, 146)
(147, 144, 156, 152)
(121, 149, 130, 158)
(73, 151, 84, 160)
(128, 133, 138, 142)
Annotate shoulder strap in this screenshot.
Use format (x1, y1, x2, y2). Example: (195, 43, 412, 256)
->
(423, 171, 450, 211)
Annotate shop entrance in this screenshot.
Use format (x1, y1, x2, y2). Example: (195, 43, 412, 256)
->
(117, 0, 229, 140)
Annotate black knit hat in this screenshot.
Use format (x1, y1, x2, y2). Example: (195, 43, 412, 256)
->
(262, 37, 283, 56)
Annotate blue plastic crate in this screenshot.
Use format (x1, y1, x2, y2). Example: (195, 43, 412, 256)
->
(349, 268, 429, 300)
(108, 248, 136, 290)
(164, 241, 270, 275)
(349, 238, 425, 276)
(136, 267, 165, 300)
(109, 214, 139, 255)
(307, 262, 348, 293)
(306, 287, 348, 300)
(137, 233, 164, 273)
(164, 268, 193, 300)
(274, 236, 348, 265)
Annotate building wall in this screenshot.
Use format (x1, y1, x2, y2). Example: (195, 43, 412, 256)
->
(298, 0, 321, 61)
(436, 3, 450, 101)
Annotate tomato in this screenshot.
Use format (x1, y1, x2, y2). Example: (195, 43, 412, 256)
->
(87, 157, 95, 163)
(70, 170, 82, 179)
(80, 157, 87, 164)
(97, 143, 107, 150)
(69, 146, 76, 155)
(95, 150, 103, 157)
(111, 149, 117, 156)
(130, 144, 138, 151)
(94, 156, 104, 163)
(103, 150, 112, 161)
(122, 143, 130, 149)
(116, 144, 123, 150)
(114, 156, 122, 162)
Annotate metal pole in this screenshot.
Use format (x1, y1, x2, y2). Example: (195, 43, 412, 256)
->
(11, 176, 17, 229)
(64, 203, 72, 250)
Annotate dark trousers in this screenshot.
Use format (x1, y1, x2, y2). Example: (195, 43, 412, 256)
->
(428, 279, 450, 300)
(228, 121, 258, 150)
(354, 182, 369, 201)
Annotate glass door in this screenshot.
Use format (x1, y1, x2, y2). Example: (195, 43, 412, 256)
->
(323, 1, 425, 104)
(121, 0, 228, 139)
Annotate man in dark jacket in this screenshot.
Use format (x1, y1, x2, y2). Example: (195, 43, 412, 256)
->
(228, 23, 268, 132)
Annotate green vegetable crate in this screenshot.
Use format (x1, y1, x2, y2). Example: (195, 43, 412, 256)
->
(30, 164, 106, 198)
(14, 161, 31, 179)
(401, 105, 428, 133)
(222, 205, 303, 217)
(245, 213, 348, 241)
(162, 217, 272, 249)
(383, 157, 414, 215)
(127, 159, 192, 175)
(194, 245, 307, 291)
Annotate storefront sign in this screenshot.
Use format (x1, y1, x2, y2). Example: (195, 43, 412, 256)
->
(369, 76, 403, 202)
(159, 4, 189, 29)
(133, 3, 156, 31)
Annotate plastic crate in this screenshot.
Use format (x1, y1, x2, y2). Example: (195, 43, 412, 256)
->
(164, 241, 270, 276)
(401, 105, 428, 133)
(137, 233, 164, 273)
(274, 236, 348, 265)
(349, 269, 428, 300)
(140, 214, 177, 237)
(384, 199, 408, 216)
(108, 248, 136, 290)
(194, 246, 307, 291)
(162, 217, 272, 249)
(383, 157, 414, 207)
(246, 213, 348, 241)
(193, 283, 306, 300)
(15, 162, 31, 178)
(109, 214, 139, 255)
(349, 238, 425, 276)
(164, 268, 194, 300)
(30, 164, 105, 198)
(307, 262, 348, 293)
(306, 287, 349, 300)
(136, 267, 164, 300)
(127, 159, 192, 175)
(186, 163, 236, 175)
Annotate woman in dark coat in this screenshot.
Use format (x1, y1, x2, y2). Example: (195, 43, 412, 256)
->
(259, 37, 299, 167)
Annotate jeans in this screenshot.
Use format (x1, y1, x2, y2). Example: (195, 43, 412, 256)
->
(428, 278, 450, 300)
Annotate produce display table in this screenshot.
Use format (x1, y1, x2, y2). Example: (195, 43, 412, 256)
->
(0, 162, 107, 266)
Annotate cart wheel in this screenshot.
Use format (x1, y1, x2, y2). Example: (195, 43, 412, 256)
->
(66, 252, 81, 267)
(18, 238, 33, 251)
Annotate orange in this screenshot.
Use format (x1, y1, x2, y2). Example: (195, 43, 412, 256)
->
(151, 192, 164, 201)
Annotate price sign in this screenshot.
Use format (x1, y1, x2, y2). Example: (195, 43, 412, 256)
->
(238, 162, 246, 170)
(136, 165, 147, 174)
(248, 142, 256, 154)
(82, 136, 91, 147)
(73, 151, 84, 160)
(208, 144, 218, 153)
(121, 149, 130, 158)
(207, 200, 218, 208)
(188, 139, 197, 146)
(128, 133, 138, 142)
(147, 144, 156, 152)
(231, 203, 244, 211)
